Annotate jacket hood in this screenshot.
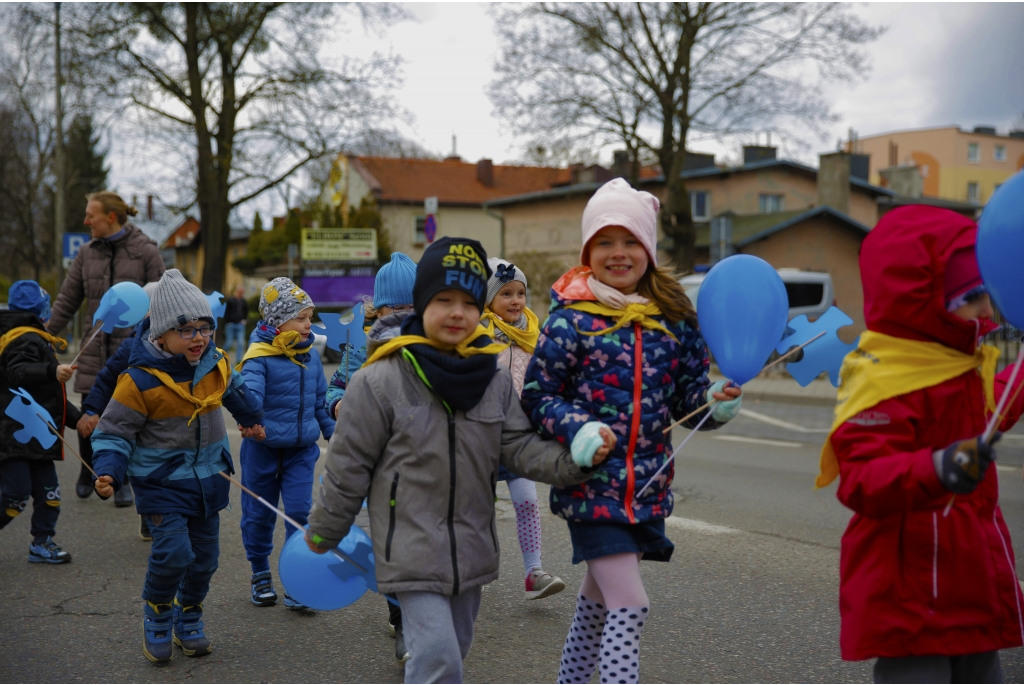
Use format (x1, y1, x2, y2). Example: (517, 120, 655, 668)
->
(0, 309, 44, 335)
(549, 266, 599, 311)
(128, 316, 222, 379)
(860, 206, 995, 355)
(366, 310, 414, 357)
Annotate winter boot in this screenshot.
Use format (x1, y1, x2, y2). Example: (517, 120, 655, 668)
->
(115, 481, 134, 507)
(139, 516, 153, 542)
(28, 536, 71, 564)
(172, 598, 212, 657)
(75, 464, 93, 499)
(250, 570, 277, 606)
(283, 594, 308, 610)
(143, 601, 174, 663)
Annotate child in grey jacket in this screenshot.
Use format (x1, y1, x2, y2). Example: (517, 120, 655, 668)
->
(306, 237, 614, 684)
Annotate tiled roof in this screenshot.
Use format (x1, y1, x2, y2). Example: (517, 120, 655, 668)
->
(352, 156, 567, 206)
(695, 207, 870, 248)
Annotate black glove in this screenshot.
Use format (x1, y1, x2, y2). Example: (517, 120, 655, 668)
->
(936, 433, 1001, 495)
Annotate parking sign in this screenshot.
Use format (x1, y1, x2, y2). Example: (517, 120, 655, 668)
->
(62, 232, 90, 269)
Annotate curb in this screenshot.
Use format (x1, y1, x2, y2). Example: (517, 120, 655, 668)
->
(743, 390, 837, 408)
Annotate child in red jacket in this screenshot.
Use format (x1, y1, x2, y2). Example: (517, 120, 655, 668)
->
(823, 206, 1024, 683)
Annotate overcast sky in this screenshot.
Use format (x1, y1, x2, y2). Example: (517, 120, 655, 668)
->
(109, 2, 1024, 224)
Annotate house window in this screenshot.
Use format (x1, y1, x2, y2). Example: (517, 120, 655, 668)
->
(995, 145, 1007, 162)
(967, 182, 979, 203)
(413, 216, 426, 245)
(968, 143, 980, 164)
(759, 194, 784, 214)
(690, 191, 710, 221)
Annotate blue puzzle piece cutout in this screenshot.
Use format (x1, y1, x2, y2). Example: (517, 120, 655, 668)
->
(328, 540, 377, 592)
(775, 306, 860, 387)
(311, 303, 367, 353)
(5, 387, 57, 449)
(206, 291, 226, 320)
(94, 282, 150, 332)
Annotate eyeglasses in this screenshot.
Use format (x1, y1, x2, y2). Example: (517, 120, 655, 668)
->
(174, 325, 215, 339)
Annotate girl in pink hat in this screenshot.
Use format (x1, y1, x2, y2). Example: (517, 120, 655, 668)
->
(521, 179, 742, 684)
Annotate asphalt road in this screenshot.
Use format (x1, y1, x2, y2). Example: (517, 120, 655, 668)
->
(3, 379, 1024, 683)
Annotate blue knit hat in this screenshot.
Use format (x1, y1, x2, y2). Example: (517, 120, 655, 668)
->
(373, 252, 417, 308)
(8, 280, 51, 322)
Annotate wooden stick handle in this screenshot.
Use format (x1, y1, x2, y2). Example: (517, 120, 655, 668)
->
(39, 413, 97, 479)
(69, 323, 105, 367)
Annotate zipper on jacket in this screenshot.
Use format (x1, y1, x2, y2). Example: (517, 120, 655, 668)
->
(623, 322, 643, 524)
(297, 358, 306, 446)
(932, 511, 938, 600)
(447, 412, 460, 594)
(385, 472, 399, 562)
(490, 471, 499, 553)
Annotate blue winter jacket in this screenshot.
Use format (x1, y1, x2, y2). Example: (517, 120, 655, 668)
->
(91, 319, 264, 517)
(521, 268, 721, 525)
(240, 322, 334, 448)
(81, 324, 139, 415)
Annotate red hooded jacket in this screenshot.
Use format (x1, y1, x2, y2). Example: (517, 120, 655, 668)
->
(833, 206, 1024, 660)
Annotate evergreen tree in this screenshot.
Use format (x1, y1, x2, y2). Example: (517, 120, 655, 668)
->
(253, 211, 263, 232)
(63, 114, 108, 233)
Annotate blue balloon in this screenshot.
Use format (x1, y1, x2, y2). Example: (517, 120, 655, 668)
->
(697, 255, 789, 385)
(977, 170, 1024, 329)
(206, 291, 226, 320)
(93, 282, 150, 333)
(278, 524, 375, 611)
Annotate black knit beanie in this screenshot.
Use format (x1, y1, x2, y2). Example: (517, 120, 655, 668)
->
(413, 237, 492, 314)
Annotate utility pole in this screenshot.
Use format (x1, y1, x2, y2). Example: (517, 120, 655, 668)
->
(54, 2, 65, 293)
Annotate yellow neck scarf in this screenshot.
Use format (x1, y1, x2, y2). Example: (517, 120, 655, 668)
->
(235, 330, 312, 371)
(140, 353, 233, 426)
(564, 301, 679, 343)
(363, 324, 507, 367)
(817, 330, 999, 488)
(0, 326, 68, 359)
(481, 307, 540, 354)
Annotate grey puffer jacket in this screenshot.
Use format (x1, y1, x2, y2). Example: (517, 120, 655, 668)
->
(308, 347, 588, 596)
(46, 222, 165, 393)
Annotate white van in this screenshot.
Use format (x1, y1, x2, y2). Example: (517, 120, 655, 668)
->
(680, 268, 835, 321)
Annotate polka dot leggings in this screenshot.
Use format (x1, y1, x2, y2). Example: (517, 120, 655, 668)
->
(507, 477, 542, 576)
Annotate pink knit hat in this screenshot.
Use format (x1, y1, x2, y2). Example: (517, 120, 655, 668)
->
(581, 178, 660, 266)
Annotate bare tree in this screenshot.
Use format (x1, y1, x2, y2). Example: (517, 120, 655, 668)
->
(76, 3, 406, 292)
(490, 3, 882, 271)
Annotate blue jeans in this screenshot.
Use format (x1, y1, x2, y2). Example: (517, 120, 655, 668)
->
(142, 512, 220, 605)
(224, 321, 248, 362)
(239, 441, 319, 573)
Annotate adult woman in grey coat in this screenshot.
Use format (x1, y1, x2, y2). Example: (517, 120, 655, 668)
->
(46, 191, 165, 503)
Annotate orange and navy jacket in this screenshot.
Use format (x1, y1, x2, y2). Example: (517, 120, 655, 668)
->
(91, 318, 263, 517)
(521, 267, 720, 525)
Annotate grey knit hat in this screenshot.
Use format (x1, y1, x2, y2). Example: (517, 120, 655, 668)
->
(485, 258, 528, 306)
(259, 277, 314, 329)
(149, 269, 214, 338)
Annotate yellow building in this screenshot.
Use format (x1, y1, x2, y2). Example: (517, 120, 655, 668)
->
(851, 125, 1024, 205)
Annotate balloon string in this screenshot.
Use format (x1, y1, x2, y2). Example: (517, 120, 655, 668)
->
(661, 330, 826, 435)
(217, 472, 366, 573)
(635, 408, 715, 501)
(984, 348, 1024, 442)
(38, 413, 98, 479)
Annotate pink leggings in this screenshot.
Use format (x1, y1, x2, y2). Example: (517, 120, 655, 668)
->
(579, 552, 649, 609)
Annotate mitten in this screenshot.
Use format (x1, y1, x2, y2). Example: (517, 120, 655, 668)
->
(706, 380, 742, 423)
(933, 433, 1001, 495)
(571, 422, 608, 468)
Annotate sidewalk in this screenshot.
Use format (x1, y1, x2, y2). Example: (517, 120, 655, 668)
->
(709, 369, 838, 407)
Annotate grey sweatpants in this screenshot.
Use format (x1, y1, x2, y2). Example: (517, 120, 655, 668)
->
(874, 650, 1002, 684)
(397, 587, 483, 684)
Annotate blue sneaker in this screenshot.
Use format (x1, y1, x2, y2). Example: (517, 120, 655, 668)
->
(28, 536, 71, 564)
(250, 570, 277, 607)
(283, 594, 308, 610)
(143, 601, 174, 663)
(172, 599, 212, 657)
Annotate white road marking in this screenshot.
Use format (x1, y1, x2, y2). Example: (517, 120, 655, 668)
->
(738, 408, 830, 433)
(665, 516, 740, 535)
(997, 465, 1019, 473)
(1002, 434, 1024, 442)
(713, 435, 804, 449)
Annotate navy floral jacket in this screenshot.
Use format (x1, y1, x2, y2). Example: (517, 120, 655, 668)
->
(521, 268, 721, 525)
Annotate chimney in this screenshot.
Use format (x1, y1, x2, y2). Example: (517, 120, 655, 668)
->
(146, 195, 154, 221)
(818, 152, 851, 215)
(742, 145, 777, 165)
(879, 165, 923, 198)
(476, 158, 494, 187)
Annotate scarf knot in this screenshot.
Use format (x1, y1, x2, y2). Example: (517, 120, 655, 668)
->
(565, 301, 679, 343)
(482, 307, 540, 353)
(236, 330, 311, 371)
(139, 356, 232, 426)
